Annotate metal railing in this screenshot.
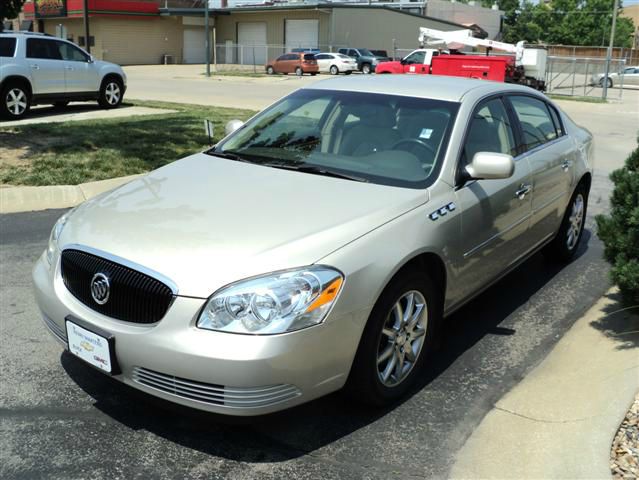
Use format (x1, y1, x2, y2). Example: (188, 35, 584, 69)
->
(545, 56, 626, 100)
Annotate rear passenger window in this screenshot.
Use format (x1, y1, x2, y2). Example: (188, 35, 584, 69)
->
(462, 98, 516, 167)
(509, 96, 559, 150)
(546, 104, 564, 137)
(0, 38, 17, 57)
(26, 38, 62, 60)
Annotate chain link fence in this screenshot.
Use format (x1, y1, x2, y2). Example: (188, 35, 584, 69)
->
(545, 56, 627, 100)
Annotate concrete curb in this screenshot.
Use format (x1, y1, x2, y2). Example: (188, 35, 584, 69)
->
(450, 289, 639, 479)
(0, 174, 144, 214)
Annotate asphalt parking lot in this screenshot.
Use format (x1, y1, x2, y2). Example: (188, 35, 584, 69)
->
(1, 75, 638, 479)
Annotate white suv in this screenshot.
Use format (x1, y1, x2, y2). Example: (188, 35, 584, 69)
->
(0, 32, 127, 120)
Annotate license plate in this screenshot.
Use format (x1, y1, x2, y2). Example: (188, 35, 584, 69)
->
(65, 319, 114, 374)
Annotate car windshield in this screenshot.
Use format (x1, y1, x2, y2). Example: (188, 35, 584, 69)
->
(337, 54, 351, 59)
(214, 89, 459, 188)
(358, 49, 374, 56)
(303, 54, 315, 60)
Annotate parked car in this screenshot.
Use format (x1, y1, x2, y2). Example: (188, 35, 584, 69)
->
(337, 48, 391, 74)
(591, 66, 639, 88)
(265, 52, 319, 76)
(0, 31, 126, 120)
(314, 52, 357, 75)
(34, 75, 593, 416)
(370, 49, 389, 58)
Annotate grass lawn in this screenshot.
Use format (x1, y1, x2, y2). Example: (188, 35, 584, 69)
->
(0, 100, 255, 186)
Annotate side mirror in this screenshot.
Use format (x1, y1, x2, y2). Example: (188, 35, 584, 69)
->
(88, 54, 95, 63)
(225, 119, 244, 136)
(465, 152, 515, 180)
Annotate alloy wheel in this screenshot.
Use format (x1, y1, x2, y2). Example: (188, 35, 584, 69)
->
(566, 193, 584, 251)
(376, 290, 428, 387)
(105, 82, 121, 105)
(6, 88, 27, 116)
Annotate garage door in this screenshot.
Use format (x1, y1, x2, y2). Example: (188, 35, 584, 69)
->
(238, 22, 267, 65)
(183, 28, 206, 64)
(285, 19, 319, 52)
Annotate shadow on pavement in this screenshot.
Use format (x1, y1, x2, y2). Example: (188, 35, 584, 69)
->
(61, 229, 593, 462)
(590, 290, 639, 350)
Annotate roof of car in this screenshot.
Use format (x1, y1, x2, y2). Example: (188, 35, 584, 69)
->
(303, 75, 541, 102)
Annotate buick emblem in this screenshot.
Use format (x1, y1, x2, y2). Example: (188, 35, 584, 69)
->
(91, 273, 110, 305)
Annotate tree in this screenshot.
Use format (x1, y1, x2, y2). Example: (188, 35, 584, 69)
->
(596, 138, 639, 305)
(0, 0, 26, 24)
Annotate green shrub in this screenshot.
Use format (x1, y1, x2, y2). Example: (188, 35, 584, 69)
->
(596, 137, 639, 304)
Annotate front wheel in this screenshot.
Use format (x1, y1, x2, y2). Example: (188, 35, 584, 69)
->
(98, 77, 124, 109)
(330, 65, 339, 75)
(266, 66, 275, 75)
(1, 82, 30, 120)
(543, 183, 588, 262)
(362, 63, 372, 74)
(345, 270, 442, 406)
(295, 67, 303, 77)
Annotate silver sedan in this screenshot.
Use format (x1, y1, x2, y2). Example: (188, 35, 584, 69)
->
(33, 76, 593, 415)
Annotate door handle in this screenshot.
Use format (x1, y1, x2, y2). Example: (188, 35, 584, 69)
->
(30, 64, 40, 70)
(65, 66, 74, 70)
(515, 183, 532, 200)
(561, 160, 573, 171)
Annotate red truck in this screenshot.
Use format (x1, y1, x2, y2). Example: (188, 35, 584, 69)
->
(376, 49, 515, 83)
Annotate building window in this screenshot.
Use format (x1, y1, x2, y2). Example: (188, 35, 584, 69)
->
(78, 36, 95, 47)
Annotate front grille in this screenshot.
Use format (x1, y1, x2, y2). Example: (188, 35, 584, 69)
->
(132, 367, 302, 408)
(60, 249, 174, 324)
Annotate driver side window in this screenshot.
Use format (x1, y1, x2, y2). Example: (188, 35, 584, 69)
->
(462, 98, 516, 168)
(404, 51, 425, 65)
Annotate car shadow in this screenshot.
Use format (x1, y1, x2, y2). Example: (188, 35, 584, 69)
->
(22, 102, 136, 121)
(61, 229, 593, 462)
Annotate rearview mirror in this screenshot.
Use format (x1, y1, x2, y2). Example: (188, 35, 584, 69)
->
(225, 119, 244, 136)
(465, 152, 515, 180)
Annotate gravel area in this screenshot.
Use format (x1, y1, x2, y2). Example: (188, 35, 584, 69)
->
(611, 393, 639, 479)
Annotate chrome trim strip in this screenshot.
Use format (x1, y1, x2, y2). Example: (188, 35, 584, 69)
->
(463, 213, 532, 258)
(515, 135, 570, 161)
(60, 243, 179, 295)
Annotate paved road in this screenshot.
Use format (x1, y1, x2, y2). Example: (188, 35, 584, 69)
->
(1, 75, 637, 479)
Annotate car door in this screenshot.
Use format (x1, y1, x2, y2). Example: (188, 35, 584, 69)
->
(454, 97, 533, 301)
(315, 54, 329, 72)
(507, 95, 575, 243)
(402, 51, 427, 74)
(25, 38, 66, 95)
(57, 40, 99, 93)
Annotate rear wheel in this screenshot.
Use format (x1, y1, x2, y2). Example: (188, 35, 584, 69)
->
(543, 182, 588, 262)
(1, 81, 30, 120)
(362, 63, 372, 74)
(295, 67, 303, 76)
(266, 66, 275, 75)
(345, 270, 442, 406)
(330, 65, 339, 75)
(98, 77, 123, 109)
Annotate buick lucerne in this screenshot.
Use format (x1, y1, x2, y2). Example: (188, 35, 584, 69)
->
(33, 76, 593, 415)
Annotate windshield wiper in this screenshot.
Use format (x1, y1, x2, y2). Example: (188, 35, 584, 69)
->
(264, 163, 369, 183)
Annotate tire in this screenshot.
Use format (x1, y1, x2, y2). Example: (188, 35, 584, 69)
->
(266, 66, 275, 75)
(0, 81, 31, 120)
(362, 63, 372, 74)
(599, 77, 613, 88)
(543, 182, 589, 262)
(295, 67, 303, 77)
(345, 270, 442, 406)
(98, 76, 124, 109)
(330, 65, 339, 75)
(53, 101, 69, 109)
(606, 78, 613, 88)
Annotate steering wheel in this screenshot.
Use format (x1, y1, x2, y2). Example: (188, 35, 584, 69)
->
(391, 138, 437, 165)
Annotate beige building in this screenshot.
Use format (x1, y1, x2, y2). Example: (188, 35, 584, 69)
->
(21, 1, 467, 65)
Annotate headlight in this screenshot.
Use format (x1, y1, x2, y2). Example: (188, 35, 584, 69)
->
(197, 266, 343, 335)
(46, 211, 71, 264)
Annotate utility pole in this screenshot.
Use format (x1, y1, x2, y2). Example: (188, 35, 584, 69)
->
(83, 0, 91, 53)
(602, 0, 619, 100)
(205, 0, 210, 77)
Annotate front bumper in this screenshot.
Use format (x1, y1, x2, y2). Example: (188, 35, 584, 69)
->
(33, 251, 369, 416)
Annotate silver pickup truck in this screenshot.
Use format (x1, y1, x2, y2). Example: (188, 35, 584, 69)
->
(0, 31, 126, 119)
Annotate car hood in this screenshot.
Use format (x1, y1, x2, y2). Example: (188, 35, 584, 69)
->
(60, 153, 429, 298)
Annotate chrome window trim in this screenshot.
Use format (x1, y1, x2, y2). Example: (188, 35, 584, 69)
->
(515, 134, 570, 161)
(60, 243, 179, 296)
